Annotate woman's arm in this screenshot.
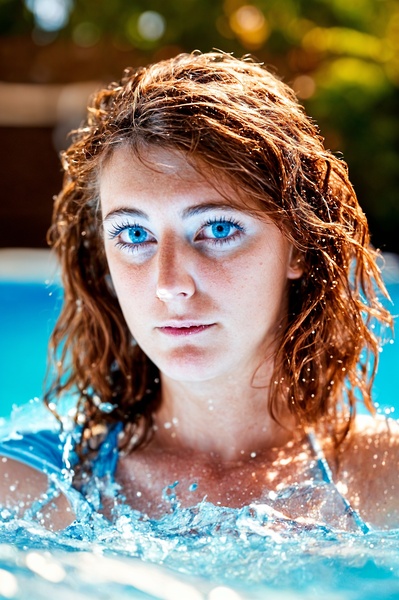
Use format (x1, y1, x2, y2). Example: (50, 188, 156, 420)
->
(0, 456, 75, 530)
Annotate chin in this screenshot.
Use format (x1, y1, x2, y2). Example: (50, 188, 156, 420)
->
(152, 348, 227, 383)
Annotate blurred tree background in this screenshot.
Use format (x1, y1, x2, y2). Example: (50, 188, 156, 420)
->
(0, 0, 398, 252)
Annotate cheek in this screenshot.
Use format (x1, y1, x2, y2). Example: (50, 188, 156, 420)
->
(243, 257, 290, 310)
(107, 261, 150, 318)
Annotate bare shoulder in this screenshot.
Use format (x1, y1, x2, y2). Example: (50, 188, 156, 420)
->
(344, 414, 399, 457)
(335, 415, 399, 529)
(0, 456, 75, 530)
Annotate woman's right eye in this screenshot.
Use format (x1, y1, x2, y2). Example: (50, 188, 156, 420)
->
(120, 225, 149, 245)
(107, 223, 155, 253)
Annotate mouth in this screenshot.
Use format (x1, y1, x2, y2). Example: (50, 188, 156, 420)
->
(157, 323, 216, 337)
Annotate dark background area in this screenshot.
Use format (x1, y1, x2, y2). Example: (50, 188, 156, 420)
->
(0, 0, 398, 252)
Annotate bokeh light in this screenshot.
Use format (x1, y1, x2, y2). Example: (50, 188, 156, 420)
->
(24, 0, 72, 32)
(229, 5, 269, 49)
(137, 11, 166, 42)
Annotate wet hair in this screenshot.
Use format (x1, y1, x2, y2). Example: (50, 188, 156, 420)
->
(46, 50, 393, 454)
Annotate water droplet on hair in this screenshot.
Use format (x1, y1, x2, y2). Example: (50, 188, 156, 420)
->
(98, 402, 117, 414)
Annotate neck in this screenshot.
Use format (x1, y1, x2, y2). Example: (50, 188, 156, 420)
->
(152, 368, 298, 462)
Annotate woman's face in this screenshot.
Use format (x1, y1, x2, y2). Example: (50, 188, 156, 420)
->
(100, 146, 302, 385)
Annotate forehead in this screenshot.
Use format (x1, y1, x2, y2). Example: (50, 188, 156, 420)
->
(101, 145, 205, 188)
(99, 145, 257, 214)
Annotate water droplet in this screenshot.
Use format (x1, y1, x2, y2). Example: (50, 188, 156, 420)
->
(98, 402, 117, 414)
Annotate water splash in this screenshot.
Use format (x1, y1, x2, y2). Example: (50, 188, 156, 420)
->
(1, 402, 399, 599)
(1, 501, 399, 600)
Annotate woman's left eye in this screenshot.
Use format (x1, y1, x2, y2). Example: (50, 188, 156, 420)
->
(198, 218, 244, 244)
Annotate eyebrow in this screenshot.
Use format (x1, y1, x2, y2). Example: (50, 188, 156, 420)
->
(103, 203, 244, 223)
(103, 208, 149, 223)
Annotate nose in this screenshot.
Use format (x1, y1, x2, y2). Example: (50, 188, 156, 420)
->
(155, 237, 196, 302)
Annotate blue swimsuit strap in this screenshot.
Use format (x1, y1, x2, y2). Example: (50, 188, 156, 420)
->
(0, 429, 69, 516)
(0, 425, 121, 481)
(0, 429, 65, 477)
(307, 430, 370, 534)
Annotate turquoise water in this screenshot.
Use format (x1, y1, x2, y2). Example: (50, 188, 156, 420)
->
(1, 280, 398, 417)
(0, 282, 63, 416)
(0, 431, 399, 600)
(1, 392, 399, 600)
(1, 501, 399, 600)
(0, 278, 399, 599)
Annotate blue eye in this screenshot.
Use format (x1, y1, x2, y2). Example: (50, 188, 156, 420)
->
(199, 217, 244, 246)
(124, 226, 148, 244)
(210, 222, 234, 239)
(106, 221, 154, 254)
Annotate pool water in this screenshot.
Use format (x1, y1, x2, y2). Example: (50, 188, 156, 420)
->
(1, 271, 399, 599)
(1, 472, 399, 600)
(1, 280, 398, 418)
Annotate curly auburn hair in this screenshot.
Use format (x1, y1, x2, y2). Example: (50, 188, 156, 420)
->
(45, 50, 392, 454)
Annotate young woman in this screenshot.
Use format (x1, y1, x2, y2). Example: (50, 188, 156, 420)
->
(0, 51, 398, 532)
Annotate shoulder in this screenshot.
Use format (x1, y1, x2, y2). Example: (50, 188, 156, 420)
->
(0, 430, 75, 530)
(343, 414, 399, 457)
(335, 415, 399, 529)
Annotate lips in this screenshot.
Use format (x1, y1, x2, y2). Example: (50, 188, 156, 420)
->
(157, 323, 215, 336)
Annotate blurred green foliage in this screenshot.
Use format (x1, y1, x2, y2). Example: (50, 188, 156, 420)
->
(1, 0, 398, 251)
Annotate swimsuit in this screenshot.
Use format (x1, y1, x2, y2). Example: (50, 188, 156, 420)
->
(0, 424, 370, 533)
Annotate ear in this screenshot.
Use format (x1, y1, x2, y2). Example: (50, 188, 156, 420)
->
(287, 245, 304, 280)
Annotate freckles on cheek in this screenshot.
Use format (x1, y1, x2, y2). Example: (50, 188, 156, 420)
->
(107, 263, 147, 307)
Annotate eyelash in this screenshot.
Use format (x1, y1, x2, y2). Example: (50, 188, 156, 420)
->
(200, 216, 244, 246)
(106, 216, 245, 254)
(106, 220, 148, 254)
